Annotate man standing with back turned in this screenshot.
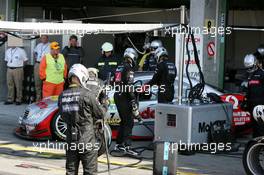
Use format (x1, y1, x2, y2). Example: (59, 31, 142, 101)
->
(58, 64, 108, 175)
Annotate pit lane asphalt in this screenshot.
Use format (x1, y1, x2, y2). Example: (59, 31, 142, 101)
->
(0, 102, 247, 175)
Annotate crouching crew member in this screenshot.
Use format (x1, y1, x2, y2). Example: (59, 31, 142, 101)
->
(58, 64, 108, 175)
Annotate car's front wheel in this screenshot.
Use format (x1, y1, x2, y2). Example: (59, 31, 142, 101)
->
(51, 113, 112, 156)
(51, 113, 67, 141)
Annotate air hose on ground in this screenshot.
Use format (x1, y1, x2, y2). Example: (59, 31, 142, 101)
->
(98, 121, 153, 173)
(102, 118, 111, 175)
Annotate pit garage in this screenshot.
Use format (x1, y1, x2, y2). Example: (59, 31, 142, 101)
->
(0, 0, 264, 99)
(0, 0, 264, 175)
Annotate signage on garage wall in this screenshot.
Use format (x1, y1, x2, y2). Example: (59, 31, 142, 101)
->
(220, 13, 226, 43)
(207, 41, 215, 57)
(176, 34, 203, 80)
(205, 19, 215, 33)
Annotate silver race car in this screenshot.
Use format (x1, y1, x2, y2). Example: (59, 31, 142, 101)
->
(15, 72, 251, 141)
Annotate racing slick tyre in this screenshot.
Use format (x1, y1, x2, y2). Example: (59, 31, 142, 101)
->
(243, 137, 264, 175)
(51, 113, 112, 156)
(51, 112, 67, 141)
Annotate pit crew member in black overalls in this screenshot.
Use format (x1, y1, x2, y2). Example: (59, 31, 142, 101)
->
(254, 44, 264, 62)
(244, 53, 264, 137)
(113, 48, 141, 156)
(142, 40, 163, 71)
(58, 64, 108, 175)
(144, 47, 176, 103)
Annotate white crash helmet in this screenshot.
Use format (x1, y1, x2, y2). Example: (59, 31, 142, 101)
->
(253, 105, 264, 123)
(150, 40, 163, 50)
(68, 64, 88, 88)
(155, 46, 168, 62)
(257, 45, 264, 56)
(101, 42, 113, 53)
(124, 47, 138, 63)
(143, 42, 150, 50)
(87, 67, 99, 80)
(244, 54, 256, 70)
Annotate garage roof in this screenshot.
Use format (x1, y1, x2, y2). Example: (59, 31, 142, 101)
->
(20, 0, 264, 10)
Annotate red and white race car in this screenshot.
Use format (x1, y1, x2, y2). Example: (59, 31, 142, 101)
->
(15, 72, 252, 141)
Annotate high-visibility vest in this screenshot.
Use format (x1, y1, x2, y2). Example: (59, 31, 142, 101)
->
(108, 62, 118, 66)
(97, 61, 118, 66)
(45, 53, 65, 84)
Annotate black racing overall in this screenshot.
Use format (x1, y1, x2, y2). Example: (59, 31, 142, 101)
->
(58, 84, 107, 175)
(247, 68, 264, 137)
(114, 61, 137, 146)
(148, 59, 177, 103)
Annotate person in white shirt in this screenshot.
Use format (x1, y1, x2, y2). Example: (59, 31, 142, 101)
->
(4, 46, 28, 105)
(33, 35, 50, 101)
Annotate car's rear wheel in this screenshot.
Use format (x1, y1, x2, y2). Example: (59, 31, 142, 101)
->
(51, 113, 67, 141)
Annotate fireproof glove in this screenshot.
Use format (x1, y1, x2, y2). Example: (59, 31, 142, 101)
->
(131, 100, 143, 124)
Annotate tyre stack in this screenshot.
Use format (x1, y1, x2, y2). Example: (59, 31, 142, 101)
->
(23, 65, 36, 104)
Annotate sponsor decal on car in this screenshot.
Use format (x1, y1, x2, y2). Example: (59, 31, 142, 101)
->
(222, 94, 252, 126)
(140, 107, 155, 119)
(36, 101, 48, 109)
